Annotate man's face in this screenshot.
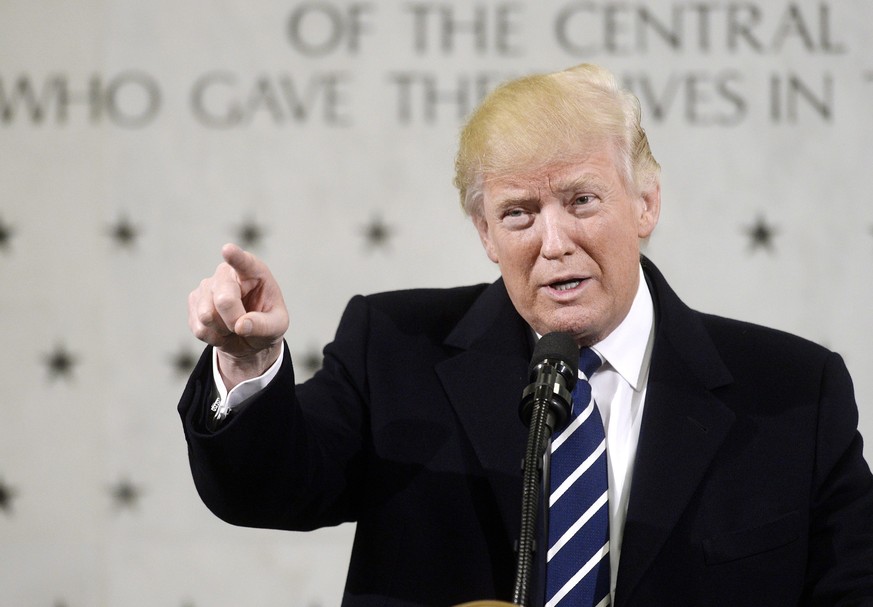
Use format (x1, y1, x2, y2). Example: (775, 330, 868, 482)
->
(473, 145, 660, 346)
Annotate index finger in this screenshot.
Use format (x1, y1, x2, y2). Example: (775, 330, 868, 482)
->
(221, 243, 263, 280)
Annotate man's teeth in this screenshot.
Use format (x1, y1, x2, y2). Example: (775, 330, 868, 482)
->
(553, 280, 581, 291)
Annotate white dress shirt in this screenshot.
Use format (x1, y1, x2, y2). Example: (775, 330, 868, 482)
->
(585, 265, 654, 599)
(211, 345, 284, 417)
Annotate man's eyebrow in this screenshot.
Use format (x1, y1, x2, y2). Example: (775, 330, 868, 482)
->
(497, 192, 536, 205)
(550, 175, 607, 192)
(490, 186, 538, 207)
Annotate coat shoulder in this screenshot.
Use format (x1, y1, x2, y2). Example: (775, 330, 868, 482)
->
(356, 283, 492, 337)
(699, 311, 832, 367)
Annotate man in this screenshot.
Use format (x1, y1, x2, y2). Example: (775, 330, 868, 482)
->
(180, 64, 873, 606)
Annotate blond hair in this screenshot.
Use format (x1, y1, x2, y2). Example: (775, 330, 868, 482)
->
(454, 64, 660, 216)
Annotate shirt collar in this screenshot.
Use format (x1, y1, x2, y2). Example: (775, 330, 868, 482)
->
(590, 265, 654, 391)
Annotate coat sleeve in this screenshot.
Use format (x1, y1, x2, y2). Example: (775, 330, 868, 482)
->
(177, 295, 374, 531)
(803, 351, 873, 605)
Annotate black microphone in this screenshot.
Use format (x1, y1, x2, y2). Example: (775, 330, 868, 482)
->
(519, 332, 579, 433)
(513, 332, 579, 606)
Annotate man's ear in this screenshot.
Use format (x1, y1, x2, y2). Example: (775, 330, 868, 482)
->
(473, 214, 499, 264)
(637, 181, 661, 239)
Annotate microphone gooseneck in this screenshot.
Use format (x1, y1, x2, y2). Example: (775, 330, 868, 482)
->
(512, 332, 579, 606)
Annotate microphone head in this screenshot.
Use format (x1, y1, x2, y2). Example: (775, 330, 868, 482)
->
(520, 332, 579, 429)
(528, 332, 579, 379)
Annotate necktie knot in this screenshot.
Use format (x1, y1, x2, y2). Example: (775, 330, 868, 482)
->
(579, 347, 602, 381)
(571, 349, 602, 420)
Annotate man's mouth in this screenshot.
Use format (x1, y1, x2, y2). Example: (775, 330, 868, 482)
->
(551, 279, 582, 291)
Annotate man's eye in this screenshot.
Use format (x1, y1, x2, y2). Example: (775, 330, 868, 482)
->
(503, 208, 528, 219)
(501, 208, 535, 229)
(574, 195, 593, 205)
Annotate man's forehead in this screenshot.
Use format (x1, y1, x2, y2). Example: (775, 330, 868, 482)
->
(483, 154, 618, 196)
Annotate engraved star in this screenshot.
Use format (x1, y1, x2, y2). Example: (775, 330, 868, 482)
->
(110, 478, 141, 510)
(108, 214, 140, 248)
(744, 215, 778, 253)
(298, 345, 323, 377)
(0, 478, 16, 514)
(44, 344, 78, 380)
(170, 346, 198, 378)
(0, 215, 13, 252)
(237, 217, 265, 249)
(361, 214, 394, 251)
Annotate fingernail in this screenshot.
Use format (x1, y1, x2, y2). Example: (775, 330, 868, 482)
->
(239, 319, 253, 335)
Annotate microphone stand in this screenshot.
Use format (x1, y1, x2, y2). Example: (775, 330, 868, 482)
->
(512, 372, 570, 606)
(458, 333, 574, 607)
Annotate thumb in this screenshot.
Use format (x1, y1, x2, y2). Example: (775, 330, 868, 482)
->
(234, 315, 255, 337)
(234, 309, 287, 341)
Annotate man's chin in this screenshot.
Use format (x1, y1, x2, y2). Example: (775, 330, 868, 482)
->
(535, 312, 602, 346)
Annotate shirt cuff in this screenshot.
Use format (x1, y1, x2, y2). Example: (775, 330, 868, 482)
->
(211, 347, 285, 418)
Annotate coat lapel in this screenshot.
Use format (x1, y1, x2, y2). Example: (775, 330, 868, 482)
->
(435, 278, 534, 541)
(615, 260, 736, 606)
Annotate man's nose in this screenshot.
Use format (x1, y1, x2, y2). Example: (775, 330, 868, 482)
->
(539, 209, 576, 259)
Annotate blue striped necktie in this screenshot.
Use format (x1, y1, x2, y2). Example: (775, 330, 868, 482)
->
(545, 348, 610, 607)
